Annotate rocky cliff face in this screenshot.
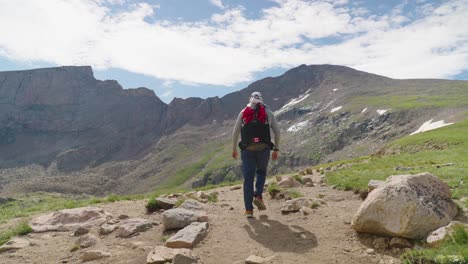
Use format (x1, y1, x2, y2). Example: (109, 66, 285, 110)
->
(0, 65, 466, 195)
(0, 66, 168, 170)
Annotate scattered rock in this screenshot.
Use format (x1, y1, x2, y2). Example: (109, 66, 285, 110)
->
(166, 222, 209, 249)
(230, 185, 241, 191)
(146, 246, 194, 264)
(76, 234, 98, 248)
(281, 198, 311, 213)
(367, 180, 384, 193)
(302, 176, 314, 186)
(73, 227, 90, 237)
(99, 223, 118, 235)
(324, 195, 345, 202)
(426, 221, 468, 246)
(352, 173, 458, 238)
(245, 255, 267, 264)
(373, 237, 388, 250)
(162, 208, 206, 230)
(277, 177, 301, 188)
(0, 238, 31, 253)
(117, 218, 153, 237)
(305, 168, 313, 175)
(389, 237, 412, 248)
(365, 248, 375, 255)
(80, 250, 111, 262)
(156, 197, 178, 210)
(30, 207, 112, 232)
(178, 199, 206, 212)
(117, 214, 129, 220)
(173, 253, 198, 264)
(298, 170, 305, 176)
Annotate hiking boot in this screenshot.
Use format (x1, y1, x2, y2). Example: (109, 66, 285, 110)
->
(245, 210, 254, 218)
(253, 196, 266, 210)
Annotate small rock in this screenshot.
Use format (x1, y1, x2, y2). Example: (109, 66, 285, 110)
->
(366, 248, 375, 255)
(178, 199, 206, 212)
(373, 237, 388, 250)
(73, 227, 90, 236)
(173, 253, 198, 264)
(118, 214, 129, 220)
(230, 185, 241, 191)
(389, 237, 412, 248)
(277, 177, 301, 188)
(166, 222, 209, 249)
(343, 220, 351, 225)
(76, 234, 98, 248)
(117, 218, 153, 237)
(156, 197, 178, 210)
(162, 208, 206, 230)
(280, 198, 311, 213)
(146, 246, 194, 264)
(100, 223, 118, 235)
(80, 250, 111, 262)
(245, 255, 276, 264)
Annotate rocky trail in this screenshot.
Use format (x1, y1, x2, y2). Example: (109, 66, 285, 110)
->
(0, 172, 455, 264)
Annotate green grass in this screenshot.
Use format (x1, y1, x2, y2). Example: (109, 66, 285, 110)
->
(324, 120, 468, 201)
(401, 225, 468, 264)
(0, 221, 32, 246)
(288, 190, 304, 199)
(350, 83, 468, 110)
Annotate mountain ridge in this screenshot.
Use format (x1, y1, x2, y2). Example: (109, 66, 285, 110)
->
(0, 64, 467, 195)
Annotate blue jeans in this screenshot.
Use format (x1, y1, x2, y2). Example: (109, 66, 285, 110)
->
(241, 148, 270, 211)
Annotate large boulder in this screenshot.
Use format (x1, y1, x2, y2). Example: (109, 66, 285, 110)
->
(352, 173, 458, 238)
(30, 207, 112, 232)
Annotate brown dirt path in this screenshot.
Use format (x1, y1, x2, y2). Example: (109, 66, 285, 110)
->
(0, 175, 401, 264)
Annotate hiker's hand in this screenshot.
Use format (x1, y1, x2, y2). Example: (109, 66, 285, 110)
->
(272, 150, 279, 160)
(232, 150, 238, 159)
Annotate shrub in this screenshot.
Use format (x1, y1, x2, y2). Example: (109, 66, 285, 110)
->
(145, 198, 159, 213)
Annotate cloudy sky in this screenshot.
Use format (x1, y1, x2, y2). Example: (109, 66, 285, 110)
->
(1, 0, 467, 102)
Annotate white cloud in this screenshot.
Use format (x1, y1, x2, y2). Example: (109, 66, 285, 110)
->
(210, 0, 224, 9)
(0, 0, 467, 87)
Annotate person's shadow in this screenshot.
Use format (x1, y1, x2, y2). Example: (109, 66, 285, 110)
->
(243, 215, 317, 253)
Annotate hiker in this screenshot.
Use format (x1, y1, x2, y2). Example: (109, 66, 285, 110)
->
(232, 92, 280, 218)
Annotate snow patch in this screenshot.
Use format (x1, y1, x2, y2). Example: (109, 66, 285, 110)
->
(330, 106, 342, 113)
(377, 109, 389, 115)
(275, 94, 310, 114)
(287, 121, 308, 133)
(361, 108, 367, 113)
(410, 119, 454, 135)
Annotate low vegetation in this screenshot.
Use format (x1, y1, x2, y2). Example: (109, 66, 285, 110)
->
(323, 119, 468, 201)
(0, 221, 32, 246)
(401, 225, 468, 264)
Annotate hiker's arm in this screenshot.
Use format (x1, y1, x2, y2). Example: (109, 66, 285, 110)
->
(269, 111, 280, 150)
(232, 111, 243, 159)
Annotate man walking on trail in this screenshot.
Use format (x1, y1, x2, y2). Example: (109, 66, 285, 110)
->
(232, 92, 280, 218)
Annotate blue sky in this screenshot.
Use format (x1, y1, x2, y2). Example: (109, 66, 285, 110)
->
(1, 0, 467, 103)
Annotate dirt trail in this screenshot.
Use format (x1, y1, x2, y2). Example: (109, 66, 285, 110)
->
(0, 174, 401, 264)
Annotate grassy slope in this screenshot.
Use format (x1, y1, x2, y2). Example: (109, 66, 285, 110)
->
(324, 119, 468, 201)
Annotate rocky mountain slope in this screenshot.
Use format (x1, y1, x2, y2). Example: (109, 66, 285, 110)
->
(0, 65, 467, 195)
